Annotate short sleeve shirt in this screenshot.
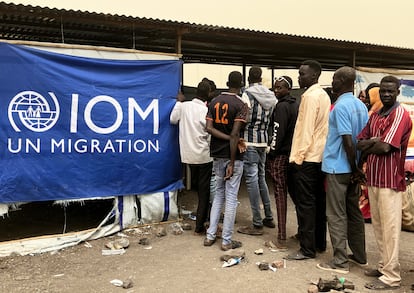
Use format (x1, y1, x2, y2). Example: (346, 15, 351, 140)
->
(206, 92, 248, 159)
(322, 93, 369, 174)
(357, 103, 412, 191)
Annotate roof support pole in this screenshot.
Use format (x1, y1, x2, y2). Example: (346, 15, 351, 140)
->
(352, 50, 356, 68)
(175, 28, 186, 90)
(175, 33, 182, 55)
(60, 16, 65, 43)
(242, 63, 246, 87)
(175, 28, 188, 55)
(132, 23, 136, 50)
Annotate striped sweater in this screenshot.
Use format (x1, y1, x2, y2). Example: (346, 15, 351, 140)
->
(241, 83, 277, 146)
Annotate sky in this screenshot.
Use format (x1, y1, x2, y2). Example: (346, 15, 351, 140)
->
(7, 0, 414, 87)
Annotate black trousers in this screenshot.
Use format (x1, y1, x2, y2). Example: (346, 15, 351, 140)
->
(190, 162, 213, 233)
(288, 161, 326, 257)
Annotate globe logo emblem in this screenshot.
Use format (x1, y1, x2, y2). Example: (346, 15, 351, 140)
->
(8, 91, 60, 132)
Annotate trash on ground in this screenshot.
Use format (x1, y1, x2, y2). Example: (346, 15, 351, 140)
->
(110, 278, 133, 289)
(124, 227, 143, 235)
(180, 208, 192, 216)
(105, 241, 116, 250)
(155, 226, 167, 237)
(121, 279, 133, 289)
(181, 222, 192, 230)
(180, 208, 196, 220)
(264, 240, 277, 250)
(138, 238, 150, 246)
(254, 248, 264, 255)
(317, 276, 355, 292)
(271, 260, 286, 269)
(170, 223, 184, 235)
(220, 250, 246, 262)
(110, 279, 124, 287)
(102, 248, 126, 256)
(84, 242, 92, 248)
(53, 273, 64, 278)
(115, 238, 130, 249)
(268, 265, 276, 272)
(124, 226, 152, 236)
(222, 256, 243, 268)
(256, 262, 271, 271)
(307, 284, 319, 293)
(105, 238, 130, 250)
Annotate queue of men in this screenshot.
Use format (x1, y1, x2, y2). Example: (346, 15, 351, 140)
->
(170, 60, 412, 291)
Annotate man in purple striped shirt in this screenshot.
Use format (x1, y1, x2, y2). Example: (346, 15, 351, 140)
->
(357, 75, 412, 291)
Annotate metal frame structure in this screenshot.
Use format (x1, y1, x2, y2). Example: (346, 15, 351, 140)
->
(1, 2, 414, 71)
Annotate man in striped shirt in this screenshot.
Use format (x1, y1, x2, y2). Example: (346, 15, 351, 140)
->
(357, 75, 412, 291)
(237, 66, 277, 236)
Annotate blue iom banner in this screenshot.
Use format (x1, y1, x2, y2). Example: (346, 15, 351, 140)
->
(0, 42, 183, 203)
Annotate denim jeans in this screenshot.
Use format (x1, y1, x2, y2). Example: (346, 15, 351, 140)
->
(243, 146, 273, 227)
(206, 158, 244, 245)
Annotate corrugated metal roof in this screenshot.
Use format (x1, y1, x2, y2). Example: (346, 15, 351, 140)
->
(1, 1, 414, 70)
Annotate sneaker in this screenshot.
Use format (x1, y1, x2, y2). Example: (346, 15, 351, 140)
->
(348, 254, 368, 267)
(262, 218, 276, 228)
(316, 262, 349, 274)
(237, 225, 263, 235)
(284, 250, 313, 260)
(221, 240, 242, 251)
(274, 240, 288, 251)
(316, 247, 326, 253)
(203, 238, 216, 247)
(289, 233, 300, 241)
(365, 279, 399, 290)
(264, 240, 288, 252)
(204, 223, 222, 238)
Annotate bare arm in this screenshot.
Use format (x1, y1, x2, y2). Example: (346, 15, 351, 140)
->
(342, 135, 364, 183)
(169, 92, 186, 124)
(357, 137, 392, 178)
(226, 120, 244, 180)
(206, 119, 246, 153)
(357, 137, 392, 155)
(206, 119, 230, 140)
(206, 119, 244, 179)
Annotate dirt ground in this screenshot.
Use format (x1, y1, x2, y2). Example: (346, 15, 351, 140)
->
(1, 181, 414, 293)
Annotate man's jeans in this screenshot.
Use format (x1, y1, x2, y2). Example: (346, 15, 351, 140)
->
(207, 158, 243, 245)
(243, 146, 273, 227)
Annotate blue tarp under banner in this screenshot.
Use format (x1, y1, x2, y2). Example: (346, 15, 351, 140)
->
(0, 42, 183, 203)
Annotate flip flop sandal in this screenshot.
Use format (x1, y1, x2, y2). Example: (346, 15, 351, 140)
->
(364, 279, 400, 290)
(283, 251, 312, 260)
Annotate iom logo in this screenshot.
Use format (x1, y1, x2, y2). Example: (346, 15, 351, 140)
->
(8, 91, 60, 132)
